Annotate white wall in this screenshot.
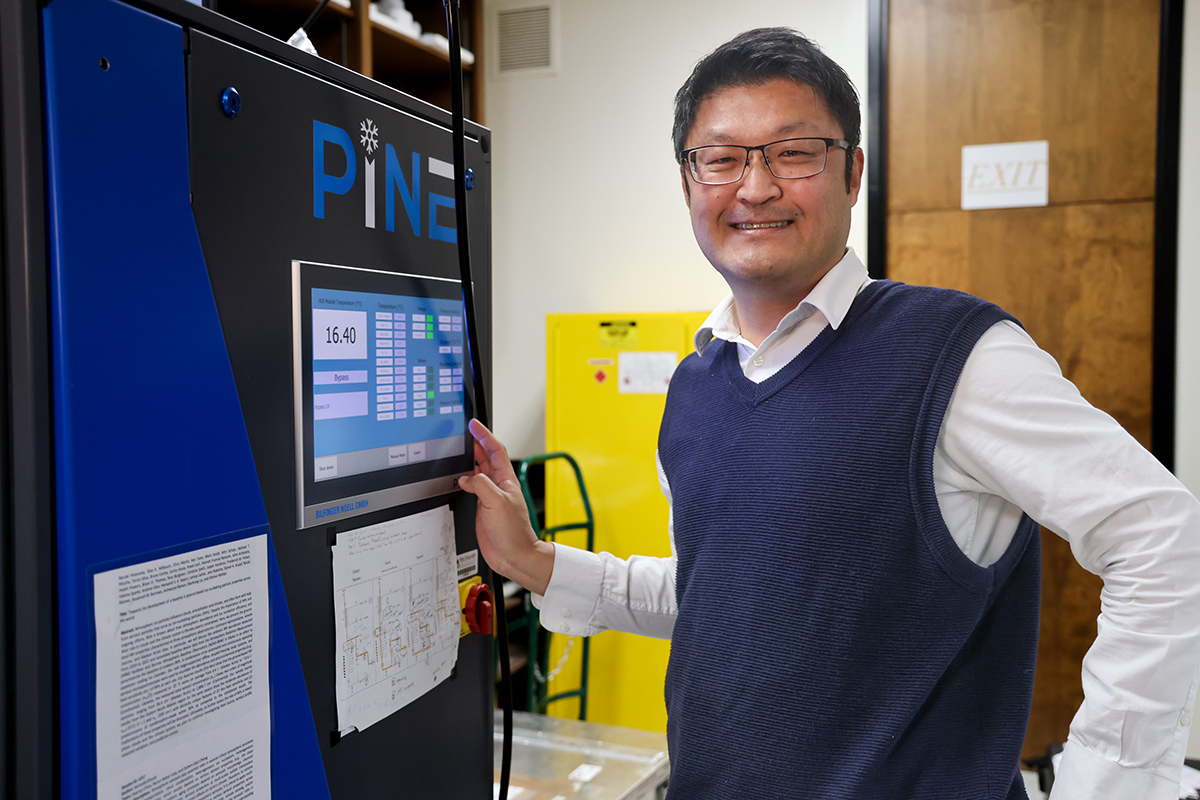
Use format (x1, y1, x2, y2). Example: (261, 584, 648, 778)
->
(483, 0, 869, 456)
(1178, 0, 1200, 762)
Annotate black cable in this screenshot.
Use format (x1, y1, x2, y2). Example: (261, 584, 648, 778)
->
(443, 7, 489, 430)
(489, 570, 513, 800)
(301, 0, 333, 33)
(441, 3, 512, 799)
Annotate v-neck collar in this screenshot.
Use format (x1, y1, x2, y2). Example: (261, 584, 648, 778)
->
(717, 280, 893, 407)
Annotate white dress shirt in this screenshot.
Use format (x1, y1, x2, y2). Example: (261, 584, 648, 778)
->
(534, 248, 1200, 800)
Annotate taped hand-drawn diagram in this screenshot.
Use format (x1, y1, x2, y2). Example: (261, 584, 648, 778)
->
(332, 505, 460, 733)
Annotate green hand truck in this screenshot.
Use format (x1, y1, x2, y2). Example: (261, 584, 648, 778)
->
(515, 452, 593, 719)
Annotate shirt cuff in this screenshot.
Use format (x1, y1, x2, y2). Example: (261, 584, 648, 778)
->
(1048, 739, 1183, 800)
(530, 542, 603, 636)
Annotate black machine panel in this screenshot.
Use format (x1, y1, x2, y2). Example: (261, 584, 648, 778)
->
(187, 30, 493, 797)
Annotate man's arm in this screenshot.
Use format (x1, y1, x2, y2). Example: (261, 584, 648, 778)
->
(942, 321, 1200, 800)
(457, 419, 555, 595)
(458, 420, 677, 639)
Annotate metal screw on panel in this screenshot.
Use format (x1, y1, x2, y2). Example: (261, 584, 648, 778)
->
(465, 168, 475, 190)
(221, 87, 241, 118)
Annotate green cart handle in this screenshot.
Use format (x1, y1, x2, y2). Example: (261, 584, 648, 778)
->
(515, 452, 594, 718)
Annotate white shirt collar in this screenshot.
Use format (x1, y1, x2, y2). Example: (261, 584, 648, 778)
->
(694, 247, 871, 355)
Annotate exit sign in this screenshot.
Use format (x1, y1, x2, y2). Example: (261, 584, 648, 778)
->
(961, 140, 1049, 210)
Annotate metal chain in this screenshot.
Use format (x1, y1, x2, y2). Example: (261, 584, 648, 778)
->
(532, 635, 575, 684)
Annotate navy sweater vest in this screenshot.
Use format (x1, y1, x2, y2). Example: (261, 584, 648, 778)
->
(658, 281, 1041, 800)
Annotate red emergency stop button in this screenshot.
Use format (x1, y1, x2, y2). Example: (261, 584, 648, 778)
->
(465, 582, 494, 636)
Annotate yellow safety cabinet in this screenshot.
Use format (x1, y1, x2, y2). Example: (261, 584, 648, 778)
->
(543, 311, 709, 733)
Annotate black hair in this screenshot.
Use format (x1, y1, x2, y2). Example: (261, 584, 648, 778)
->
(673, 27, 861, 192)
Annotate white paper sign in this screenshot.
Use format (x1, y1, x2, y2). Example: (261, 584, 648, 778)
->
(617, 351, 679, 394)
(961, 140, 1049, 210)
(94, 535, 271, 800)
(332, 505, 460, 732)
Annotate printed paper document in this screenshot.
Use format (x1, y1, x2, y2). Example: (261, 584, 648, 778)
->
(94, 534, 270, 800)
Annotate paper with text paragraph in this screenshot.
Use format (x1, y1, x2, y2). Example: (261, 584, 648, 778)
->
(94, 535, 270, 800)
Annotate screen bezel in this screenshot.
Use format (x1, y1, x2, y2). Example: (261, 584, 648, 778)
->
(292, 260, 475, 528)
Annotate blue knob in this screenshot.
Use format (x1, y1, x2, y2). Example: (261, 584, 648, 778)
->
(465, 168, 475, 190)
(221, 87, 241, 118)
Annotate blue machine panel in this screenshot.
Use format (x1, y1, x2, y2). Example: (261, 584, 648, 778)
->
(43, 0, 329, 796)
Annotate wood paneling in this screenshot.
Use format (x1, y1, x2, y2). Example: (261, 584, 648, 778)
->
(886, 0, 1160, 762)
(1029, 531, 1106, 763)
(889, 0, 1159, 212)
(889, 201, 1155, 760)
(889, 202, 1155, 444)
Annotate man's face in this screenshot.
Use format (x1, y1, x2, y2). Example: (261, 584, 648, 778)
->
(682, 79, 863, 302)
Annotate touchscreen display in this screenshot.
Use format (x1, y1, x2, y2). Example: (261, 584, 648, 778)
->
(311, 287, 467, 481)
(293, 261, 474, 527)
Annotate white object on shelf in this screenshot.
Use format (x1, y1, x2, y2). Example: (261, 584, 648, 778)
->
(286, 27, 319, 56)
(419, 32, 475, 65)
(369, 5, 422, 38)
(370, 0, 422, 38)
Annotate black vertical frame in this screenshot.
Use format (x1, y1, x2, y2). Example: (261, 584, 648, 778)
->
(866, 0, 888, 280)
(1153, 0, 1184, 471)
(0, 0, 57, 797)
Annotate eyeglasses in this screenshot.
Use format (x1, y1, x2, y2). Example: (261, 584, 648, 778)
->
(681, 137, 851, 185)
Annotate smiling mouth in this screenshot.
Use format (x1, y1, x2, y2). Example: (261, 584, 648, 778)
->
(732, 221, 791, 230)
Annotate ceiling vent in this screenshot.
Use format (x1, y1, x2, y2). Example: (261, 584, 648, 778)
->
(496, 3, 554, 75)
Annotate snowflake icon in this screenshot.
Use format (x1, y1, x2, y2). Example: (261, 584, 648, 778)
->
(360, 118, 379, 155)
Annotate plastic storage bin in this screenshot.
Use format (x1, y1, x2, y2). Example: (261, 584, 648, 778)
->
(494, 711, 670, 800)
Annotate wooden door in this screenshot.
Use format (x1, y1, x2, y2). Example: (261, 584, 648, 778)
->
(885, 0, 1161, 760)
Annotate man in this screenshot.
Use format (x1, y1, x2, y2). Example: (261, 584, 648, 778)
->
(460, 28, 1200, 800)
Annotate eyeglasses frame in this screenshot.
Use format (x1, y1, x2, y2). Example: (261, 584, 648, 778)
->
(680, 137, 853, 185)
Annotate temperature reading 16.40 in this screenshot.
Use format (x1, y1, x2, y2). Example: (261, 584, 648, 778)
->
(326, 326, 357, 345)
(313, 308, 368, 360)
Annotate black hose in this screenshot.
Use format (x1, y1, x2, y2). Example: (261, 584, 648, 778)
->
(441, 3, 513, 799)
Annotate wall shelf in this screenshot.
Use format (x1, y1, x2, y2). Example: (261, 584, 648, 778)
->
(212, 0, 484, 122)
